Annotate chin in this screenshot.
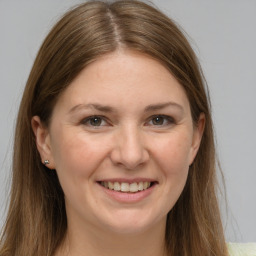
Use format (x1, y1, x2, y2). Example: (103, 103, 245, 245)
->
(95, 208, 167, 235)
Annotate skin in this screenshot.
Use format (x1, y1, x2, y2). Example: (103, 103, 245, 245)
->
(32, 50, 204, 256)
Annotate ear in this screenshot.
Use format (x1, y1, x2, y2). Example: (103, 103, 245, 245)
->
(31, 116, 55, 169)
(189, 113, 205, 165)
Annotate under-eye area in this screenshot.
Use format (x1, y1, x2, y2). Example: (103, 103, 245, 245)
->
(98, 181, 157, 193)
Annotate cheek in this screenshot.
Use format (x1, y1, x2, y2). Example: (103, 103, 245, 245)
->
(50, 131, 113, 209)
(154, 134, 192, 209)
(145, 133, 192, 216)
(153, 132, 193, 175)
(50, 129, 110, 179)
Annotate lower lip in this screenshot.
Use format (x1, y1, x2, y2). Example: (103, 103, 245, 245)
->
(98, 183, 155, 203)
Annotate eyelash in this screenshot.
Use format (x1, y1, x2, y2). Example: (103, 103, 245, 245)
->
(146, 115, 175, 127)
(80, 115, 175, 128)
(81, 115, 108, 128)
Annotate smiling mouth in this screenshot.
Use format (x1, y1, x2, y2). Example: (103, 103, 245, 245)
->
(99, 181, 155, 193)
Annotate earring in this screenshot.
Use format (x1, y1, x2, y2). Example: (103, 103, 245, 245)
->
(44, 160, 50, 165)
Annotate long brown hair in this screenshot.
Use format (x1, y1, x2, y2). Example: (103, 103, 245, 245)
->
(0, 1, 227, 255)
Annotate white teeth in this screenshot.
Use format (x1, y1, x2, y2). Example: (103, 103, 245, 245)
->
(108, 181, 114, 190)
(143, 181, 149, 190)
(129, 182, 139, 192)
(114, 182, 120, 191)
(138, 181, 144, 191)
(120, 183, 130, 192)
(101, 181, 152, 192)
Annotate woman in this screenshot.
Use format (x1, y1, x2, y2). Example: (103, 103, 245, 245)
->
(0, 1, 254, 255)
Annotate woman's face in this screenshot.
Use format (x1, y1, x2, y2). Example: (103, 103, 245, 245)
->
(33, 50, 204, 235)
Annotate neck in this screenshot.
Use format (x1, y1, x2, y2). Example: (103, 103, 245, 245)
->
(56, 219, 167, 256)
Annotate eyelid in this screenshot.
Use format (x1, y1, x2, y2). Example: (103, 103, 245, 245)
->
(80, 115, 110, 127)
(79, 114, 175, 128)
(145, 114, 175, 126)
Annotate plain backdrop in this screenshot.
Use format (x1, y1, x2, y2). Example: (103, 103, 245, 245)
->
(0, 0, 255, 242)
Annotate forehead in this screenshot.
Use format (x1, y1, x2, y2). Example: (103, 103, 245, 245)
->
(53, 50, 190, 114)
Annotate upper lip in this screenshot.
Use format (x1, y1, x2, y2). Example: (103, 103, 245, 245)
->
(97, 178, 158, 184)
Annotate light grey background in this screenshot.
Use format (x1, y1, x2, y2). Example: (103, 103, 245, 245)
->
(0, 0, 255, 242)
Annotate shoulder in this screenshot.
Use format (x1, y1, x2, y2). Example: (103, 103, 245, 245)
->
(228, 243, 256, 256)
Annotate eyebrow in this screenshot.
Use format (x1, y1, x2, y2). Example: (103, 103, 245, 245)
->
(68, 101, 184, 114)
(144, 102, 184, 112)
(69, 103, 115, 114)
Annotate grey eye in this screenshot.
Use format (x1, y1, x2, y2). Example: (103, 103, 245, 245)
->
(88, 117, 103, 126)
(152, 116, 165, 125)
(147, 115, 175, 127)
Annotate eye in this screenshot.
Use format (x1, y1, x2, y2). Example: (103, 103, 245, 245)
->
(81, 116, 108, 127)
(147, 115, 174, 126)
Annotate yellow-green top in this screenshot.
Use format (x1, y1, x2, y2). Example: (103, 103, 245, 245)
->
(228, 243, 256, 256)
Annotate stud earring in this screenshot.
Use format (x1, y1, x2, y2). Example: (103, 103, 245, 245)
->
(44, 160, 50, 165)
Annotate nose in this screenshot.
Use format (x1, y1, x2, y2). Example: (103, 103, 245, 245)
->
(110, 126, 149, 170)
